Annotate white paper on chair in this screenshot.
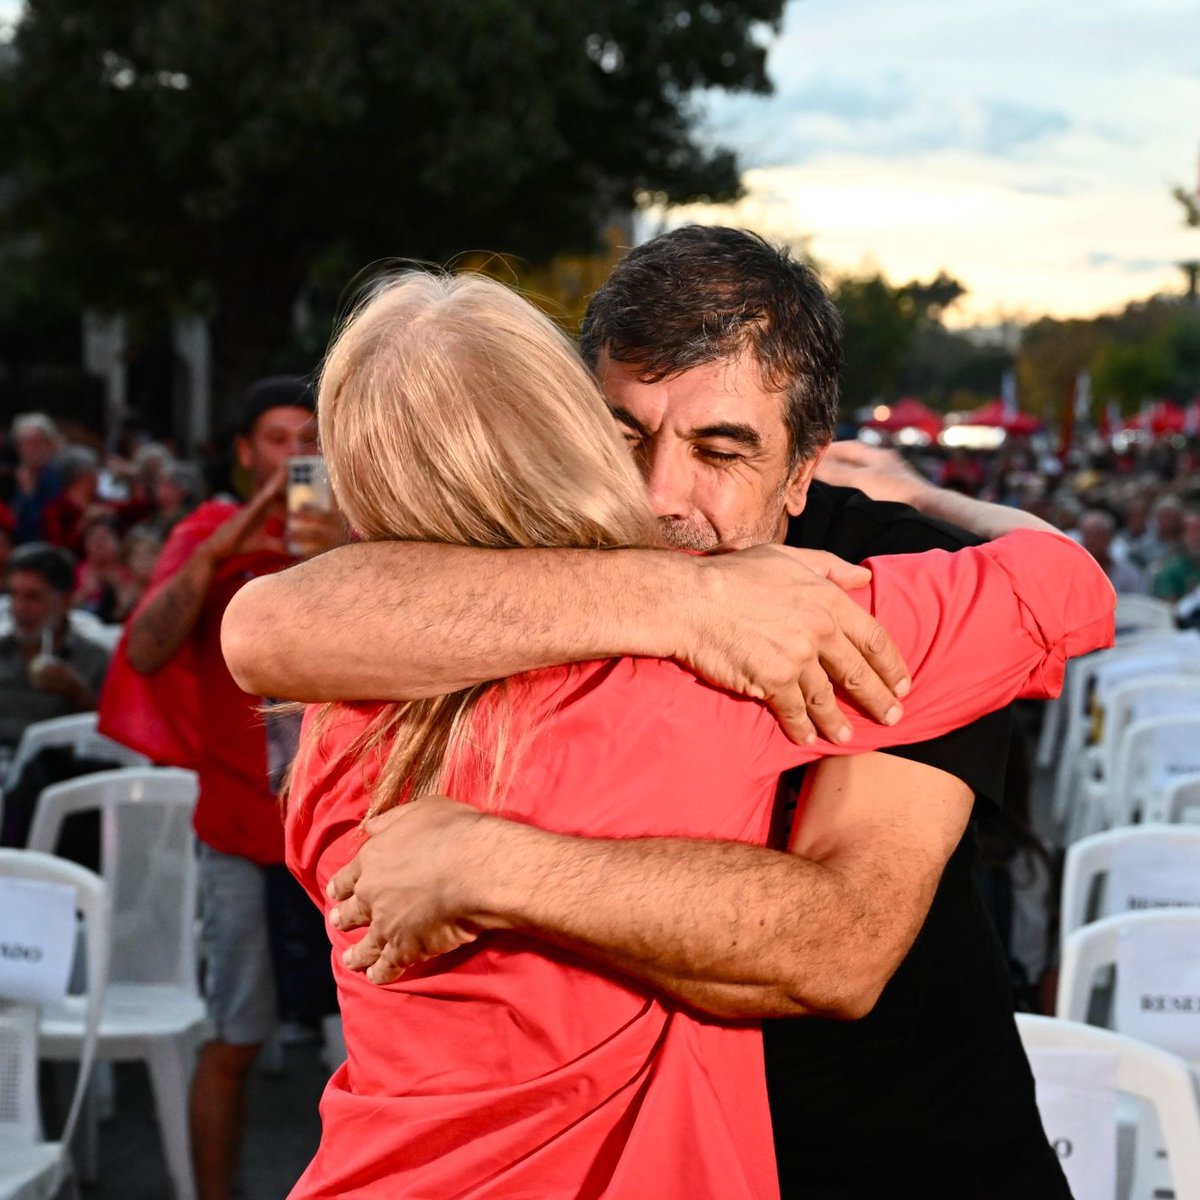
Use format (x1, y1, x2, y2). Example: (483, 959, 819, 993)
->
(0, 877, 76, 1005)
(1115, 924, 1200, 1060)
(1104, 842, 1200, 917)
(1145, 726, 1200, 785)
(1027, 1049, 1118, 1200)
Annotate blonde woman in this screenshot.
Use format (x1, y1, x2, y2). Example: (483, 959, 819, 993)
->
(285, 271, 1112, 1199)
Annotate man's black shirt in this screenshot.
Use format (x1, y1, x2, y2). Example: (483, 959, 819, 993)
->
(766, 481, 1069, 1199)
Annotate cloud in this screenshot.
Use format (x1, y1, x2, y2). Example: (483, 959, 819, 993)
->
(1087, 251, 1175, 273)
(978, 100, 1072, 156)
(770, 72, 918, 124)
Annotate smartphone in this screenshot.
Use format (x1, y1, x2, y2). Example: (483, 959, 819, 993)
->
(287, 456, 332, 515)
(286, 456, 332, 555)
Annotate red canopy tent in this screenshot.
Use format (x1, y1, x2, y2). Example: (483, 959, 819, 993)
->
(957, 399, 1042, 436)
(863, 397, 943, 439)
(1120, 401, 1188, 436)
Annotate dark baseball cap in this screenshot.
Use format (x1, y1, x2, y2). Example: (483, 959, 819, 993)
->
(237, 376, 316, 436)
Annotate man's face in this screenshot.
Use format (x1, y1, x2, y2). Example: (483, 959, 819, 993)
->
(597, 351, 822, 550)
(6, 569, 64, 643)
(16, 428, 57, 471)
(236, 406, 319, 490)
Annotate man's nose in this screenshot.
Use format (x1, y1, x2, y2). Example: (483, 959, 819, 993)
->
(642, 445, 691, 520)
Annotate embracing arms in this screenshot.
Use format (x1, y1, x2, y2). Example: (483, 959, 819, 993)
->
(223, 541, 910, 745)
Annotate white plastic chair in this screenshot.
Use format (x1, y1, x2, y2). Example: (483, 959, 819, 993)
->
(1017, 1014, 1200, 1200)
(1058, 910, 1200, 1062)
(0, 850, 110, 1200)
(1115, 595, 1177, 638)
(1072, 679, 1200, 841)
(1038, 633, 1200, 773)
(1155, 773, 1200, 826)
(1097, 716, 1200, 834)
(28, 768, 205, 1200)
(1061, 826, 1200, 940)
(3, 713, 150, 795)
(1049, 636, 1200, 830)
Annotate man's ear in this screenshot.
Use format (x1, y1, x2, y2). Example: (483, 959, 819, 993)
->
(234, 435, 252, 474)
(783, 444, 828, 517)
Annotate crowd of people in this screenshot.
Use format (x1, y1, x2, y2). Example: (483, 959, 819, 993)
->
(0, 225, 1152, 1199)
(909, 436, 1200, 606)
(0, 414, 213, 779)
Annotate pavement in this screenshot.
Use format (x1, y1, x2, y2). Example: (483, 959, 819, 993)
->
(87, 1038, 327, 1199)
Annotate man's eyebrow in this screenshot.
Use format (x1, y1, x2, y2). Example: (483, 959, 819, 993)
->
(690, 423, 763, 451)
(608, 405, 649, 436)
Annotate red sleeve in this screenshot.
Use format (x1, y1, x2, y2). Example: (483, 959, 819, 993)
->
(96, 501, 240, 765)
(753, 529, 1115, 776)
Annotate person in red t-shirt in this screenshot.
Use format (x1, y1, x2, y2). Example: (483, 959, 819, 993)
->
(280, 272, 1113, 1199)
(99, 377, 347, 1200)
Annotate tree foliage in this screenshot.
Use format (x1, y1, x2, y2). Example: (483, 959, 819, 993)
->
(1019, 301, 1200, 418)
(831, 270, 966, 410)
(0, 0, 783, 407)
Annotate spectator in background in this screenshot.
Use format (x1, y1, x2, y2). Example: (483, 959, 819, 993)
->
(43, 446, 103, 554)
(1111, 494, 1151, 565)
(1153, 507, 1200, 602)
(0, 543, 111, 753)
(1137, 495, 1185, 574)
(9, 413, 64, 543)
(1079, 509, 1148, 595)
(150, 460, 206, 539)
(122, 526, 162, 616)
(74, 513, 137, 624)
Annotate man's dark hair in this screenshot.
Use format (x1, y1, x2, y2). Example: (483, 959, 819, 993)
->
(6, 542, 76, 593)
(579, 225, 843, 463)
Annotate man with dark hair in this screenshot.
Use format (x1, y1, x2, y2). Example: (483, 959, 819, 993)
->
(99, 378, 345, 1200)
(0, 542, 110, 752)
(224, 228, 1069, 1198)
(579, 225, 841, 466)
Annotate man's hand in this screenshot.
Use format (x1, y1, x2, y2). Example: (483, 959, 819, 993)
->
(286, 504, 350, 561)
(328, 796, 500, 983)
(198, 468, 287, 565)
(687, 546, 910, 745)
(815, 441, 932, 506)
(30, 658, 92, 707)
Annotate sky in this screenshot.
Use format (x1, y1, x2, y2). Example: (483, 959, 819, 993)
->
(657, 0, 1200, 326)
(2, 0, 1196, 327)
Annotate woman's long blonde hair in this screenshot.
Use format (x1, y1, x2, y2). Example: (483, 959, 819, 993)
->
(297, 270, 659, 817)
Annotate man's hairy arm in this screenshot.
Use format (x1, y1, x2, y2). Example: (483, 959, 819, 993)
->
(225, 542, 687, 700)
(223, 541, 911, 745)
(331, 754, 971, 1019)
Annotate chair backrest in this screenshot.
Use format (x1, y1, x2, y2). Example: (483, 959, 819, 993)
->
(1061, 826, 1200, 939)
(0, 849, 110, 1157)
(1103, 714, 1200, 828)
(1157, 772, 1200, 826)
(27, 767, 199, 989)
(1115, 594, 1177, 637)
(4, 711, 151, 793)
(1050, 635, 1200, 825)
(1058, 909, 1200, 1062)
(1017, 1013, 1200, 1199)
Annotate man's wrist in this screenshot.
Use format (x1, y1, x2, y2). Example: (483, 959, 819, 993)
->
(460, 816, 564, 932)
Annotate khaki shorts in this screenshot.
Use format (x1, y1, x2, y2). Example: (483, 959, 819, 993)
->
(197, 842, 278, 1047)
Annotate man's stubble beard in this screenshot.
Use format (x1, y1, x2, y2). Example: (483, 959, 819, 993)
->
(655, 474, 792, 552)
